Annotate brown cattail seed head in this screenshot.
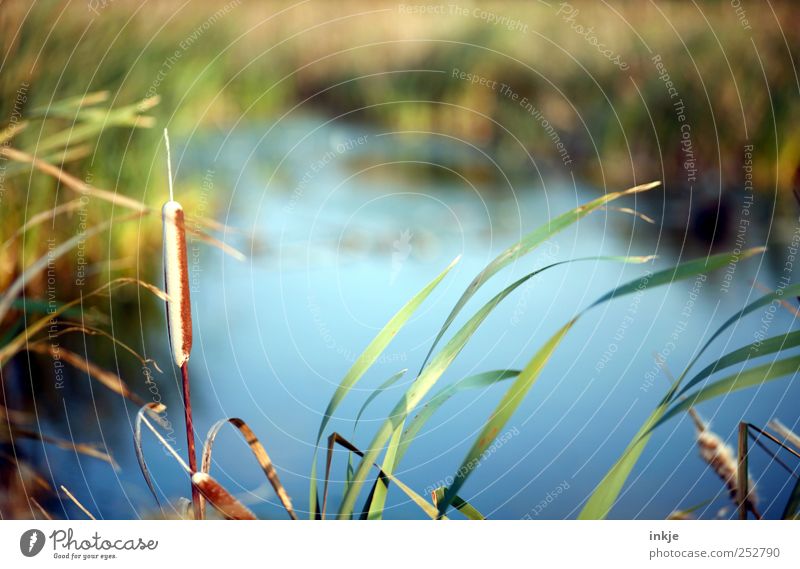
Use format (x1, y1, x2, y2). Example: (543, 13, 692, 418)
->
(163, 199, 193, 367)
(191, 472, 256, 520)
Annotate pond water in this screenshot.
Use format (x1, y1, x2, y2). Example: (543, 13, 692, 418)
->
(36, 116, 800, 520)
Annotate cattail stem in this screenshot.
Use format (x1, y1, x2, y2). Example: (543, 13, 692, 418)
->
(163, 129, 200, 519)
(181, 362, 202, 520)
(737, 422, 749, 520)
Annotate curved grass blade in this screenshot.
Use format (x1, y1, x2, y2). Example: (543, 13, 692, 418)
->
(363, 256, 654, 518)
(656, 355, 800, 429)
(667, 281, 800, 399)
(438, 320, 575, 516)
(418, 181, 661, 372)
(676, 330, 800, 398)
(27, 343, 146, 406)
(345, 368, 408, 506)
(309, 256, 460, 518)
(323, 432, 444, 520)
(191, 473, 257, 520)
(339, 269, 556, 518)
(353, 369, 409, 437)
(432, 487, 485, 520)
(133, 403, 175, 515)
(342, 254, 656, 518)
(201, 417, 297, 520)
(395, 369, 520, 467)
(578, 247, 767, 519)
(4, 426, 117, 468)
(364, 369, 520, 519)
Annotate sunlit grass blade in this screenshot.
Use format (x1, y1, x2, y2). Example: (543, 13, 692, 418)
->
(201, 417, 297, 520)
(395, 369, 520, 467)
(676, 330, 800, 398)
(353, 369, 409, 437)
(361, 256, 654, 518)
(418, 181, 661, 372)
(0, 212, 144, 326)
(36, 95, 158, 153)
(431, 487, 484, 519)
(0, 278, 167, 364)
(345, 368, 407, 505)
(339, 269, 553, 518)
(670, 281, 800, 395)
(578, 247, 766, 519)
(341, 253, 656, 518)
(309, 256, 460, 518)
(655, 355, 800, 429)
(365, 370, 520, 519)
(438, 320, 574, 516)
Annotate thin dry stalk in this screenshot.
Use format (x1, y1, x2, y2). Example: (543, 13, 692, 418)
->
(689, 410, 760, 518)
(60, 485, 96, 520)
(769, 419, 800, 451)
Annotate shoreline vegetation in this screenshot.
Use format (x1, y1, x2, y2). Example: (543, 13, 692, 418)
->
(1, 2, 799, 520)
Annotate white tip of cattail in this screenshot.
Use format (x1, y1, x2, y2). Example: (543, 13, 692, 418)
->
(162, 131, 192, 368)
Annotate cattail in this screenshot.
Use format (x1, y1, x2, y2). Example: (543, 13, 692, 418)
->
(162, 129, 192, 367)
(191, 473, 257, 520)
(689, 409, 759, 517)
(163, 128, 200, 520)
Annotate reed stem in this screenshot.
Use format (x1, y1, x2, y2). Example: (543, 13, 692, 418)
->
(181, 361, 202, 520)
